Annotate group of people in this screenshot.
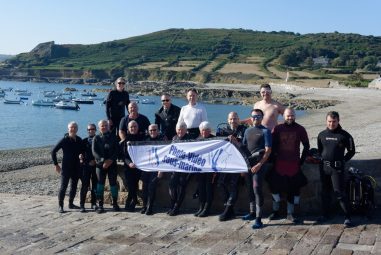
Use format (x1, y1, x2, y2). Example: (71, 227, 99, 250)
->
(52, 78, 356, 229)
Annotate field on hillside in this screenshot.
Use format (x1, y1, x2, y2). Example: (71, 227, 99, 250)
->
(218, 63, 268, 77)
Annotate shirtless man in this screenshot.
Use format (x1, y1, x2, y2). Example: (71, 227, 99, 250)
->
(242, 84, 285, 131)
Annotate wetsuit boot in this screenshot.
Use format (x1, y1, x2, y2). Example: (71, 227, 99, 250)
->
(97, 200, 105, 214)
(194, 203, 205, 217)
(198, 203, 211, 217)
(145, 199, 154, 216)
(219, 205, 235, 221)
(58, 201, 64, 213)
(110, 186, 120, 211)
(80, 203, 86, 213)
(68, 199, 80, 209)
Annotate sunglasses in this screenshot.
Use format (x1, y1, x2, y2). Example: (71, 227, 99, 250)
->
(161, 99, 170, 102)
(87, 128, 96, 131)
(118, 82, 126, 85)
(251, 115, 263, 119)
(149, 129, 158, 132)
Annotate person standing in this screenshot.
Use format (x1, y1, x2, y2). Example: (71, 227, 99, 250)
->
(121, 120, 145, 212)
(155, 93, 181, 140)
(105, 77, 130, 136)
(194, 121, 216, 218)
(79, 123, 98, 212)
(168, 122, 192, 216)
(177, 88, 207, 139)
(242, 84, 285, 132)
(92, 120, 120, 213)
(241, 109, 272, 229)
(119, 102, 150, 140)
(267, 108, 310, 223)
(51, 121, 83, 213)
(216, 112, 247, 221)
(317, 111, 355, 227)
(140, 124, 164, 215)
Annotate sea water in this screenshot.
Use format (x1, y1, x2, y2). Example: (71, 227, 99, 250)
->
(0, 80, 303, 150)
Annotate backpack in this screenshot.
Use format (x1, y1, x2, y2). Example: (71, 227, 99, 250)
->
(346, 167, 376, 218)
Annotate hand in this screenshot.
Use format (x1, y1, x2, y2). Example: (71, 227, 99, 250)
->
(89, 160, 96, 167)
(79, 154, 84, 164)
(103, 159, 113, 169)
(128, 162, 136, 168)
(55, 165, 61, 174)
(158, 172, 163, 178)
(228, 135, 239, 145)
(251, 163, 262, 174)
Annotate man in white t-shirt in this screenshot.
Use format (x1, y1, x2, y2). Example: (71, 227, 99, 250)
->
(177, 88, 208, 139)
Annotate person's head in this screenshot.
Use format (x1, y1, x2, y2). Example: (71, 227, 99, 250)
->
(87, 123, 96, 137)
(128, 101, 139, 115)
(148, 124, 159, 138)
(259, 84, 272, 100)
(199, 121, 212, 138)
(128, 120, 139, 135)
(283, 107, 296, 125)
(161, 93, 172, 109)
(326, 111, 340, 130)
(176, 122, 187, 138)
(186, 88, 198, 106)
(115, 77, 126, 92)
(67, 121, 78, 137)
(98, 120, 109, 134)
(251, 108, 264, 126)
(227, 112, 240, 129)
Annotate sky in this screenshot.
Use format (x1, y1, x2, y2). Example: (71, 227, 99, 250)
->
(1, 0, 380, 55)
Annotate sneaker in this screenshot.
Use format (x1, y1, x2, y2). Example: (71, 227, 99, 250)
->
(242, 212, 256, 221)
(251, 219, 263, 229)
(344, 218, 353, 227)
(68, 204, 80, 209)
(268, 211, 280, 220)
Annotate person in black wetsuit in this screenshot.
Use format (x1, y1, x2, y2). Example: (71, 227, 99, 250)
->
(317, 111, 355, 227)
(92, 120, 120, 213)
(105, 77, 130, 136)
(140, 124, 164, 215)
(119, 102, 150, 140)
(155, 93, 181, 140)
(79, 123, 98, 212)
(167, 122, 192, 216)
(121, 120, 145, 212)
(193, 121, 216, 218)
(216, 112, 247, 221)
(241, 109, 272, 229)
(51, 121, 83, 213)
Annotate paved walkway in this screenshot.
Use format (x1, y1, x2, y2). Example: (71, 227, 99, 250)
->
(0, 193, 380, 255)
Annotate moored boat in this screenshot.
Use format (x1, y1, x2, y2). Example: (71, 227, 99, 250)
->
(72, 98, 94, 104)
(55, 101, 80, 110)
(4, 98, 22, 104)
(32, 98, 54, 107)
(81, 92, 97, 97)
(141, 98, 155, 104)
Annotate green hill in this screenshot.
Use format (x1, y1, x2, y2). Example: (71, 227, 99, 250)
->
(2, 28, 381, 86)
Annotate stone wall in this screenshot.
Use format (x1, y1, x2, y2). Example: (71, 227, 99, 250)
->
(98, 159, 380, 215)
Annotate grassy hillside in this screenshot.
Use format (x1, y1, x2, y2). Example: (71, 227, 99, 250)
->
(3, 29, 381, 86)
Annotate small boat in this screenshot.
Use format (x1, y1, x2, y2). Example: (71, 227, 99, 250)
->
(14, 89, 28, 93)
(32, 98, 54, 107)
(88, 96, 104, 101)
(72, 98, 94, 104)
(141, 98, 155, 104)
(81, 92, 97, 97)
(4, 98, 22, 104)
(52, 95, 73, 102)
(16, 91, 32, 96)
(0, 87, 13, 92)
(55, 101, 80, 110)
(43, 91, 59, 97)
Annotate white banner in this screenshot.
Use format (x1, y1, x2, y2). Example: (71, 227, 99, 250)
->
(127, 139, 249, 173)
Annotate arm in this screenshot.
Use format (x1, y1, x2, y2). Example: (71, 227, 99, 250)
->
(51, 138, 63, 174)
(251, 146, 271, 173)
(105, 92, 112, 120)
(118, 117, 127, 141)
(344, 133, 355, 162)
(92, 136, 103, 163)
(300, 127, 310, 165)
(177, 107, 184, 126)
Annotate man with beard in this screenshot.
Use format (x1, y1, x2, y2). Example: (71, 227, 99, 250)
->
(267, 108, 310, 223)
